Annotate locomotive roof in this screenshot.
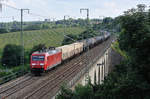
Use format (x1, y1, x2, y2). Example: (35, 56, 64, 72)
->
(32, 48, 61, 55)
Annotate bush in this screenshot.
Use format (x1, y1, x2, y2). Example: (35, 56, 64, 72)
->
(62, 34, 78, 45)
(56, 4, 150, 99)
(29, 44, 46, 55)
(29, 44, 46, 61)
(0, 28, 9, 34)
(24, 24, 42, 31)
(0, 71, 11, 78)
(1, 44, 23, 67)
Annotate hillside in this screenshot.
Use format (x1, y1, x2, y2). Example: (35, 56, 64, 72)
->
(0, 27, 85, 51)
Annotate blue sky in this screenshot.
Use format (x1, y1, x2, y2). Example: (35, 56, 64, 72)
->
(0, 0, 149, 22)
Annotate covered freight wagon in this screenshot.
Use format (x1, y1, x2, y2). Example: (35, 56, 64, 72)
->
(57, 42, 83, 60)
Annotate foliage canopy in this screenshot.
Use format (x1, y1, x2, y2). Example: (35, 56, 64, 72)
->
(56, 4, 150, 99)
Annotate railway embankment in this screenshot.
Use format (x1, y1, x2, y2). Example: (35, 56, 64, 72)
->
(69, 40, 124, 89)
(0, 36, 113, 99)
(53, 37, 116, 98)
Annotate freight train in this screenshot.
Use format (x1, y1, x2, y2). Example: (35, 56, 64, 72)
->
(30, 32, 110, 75)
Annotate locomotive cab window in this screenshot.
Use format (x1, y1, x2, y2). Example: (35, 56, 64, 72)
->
(32, 56, 45, 61)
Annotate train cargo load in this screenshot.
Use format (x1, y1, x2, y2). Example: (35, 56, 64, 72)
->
(57, 42, 83, 60)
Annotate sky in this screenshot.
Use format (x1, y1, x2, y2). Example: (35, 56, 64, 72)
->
(0, 0, 149, 22)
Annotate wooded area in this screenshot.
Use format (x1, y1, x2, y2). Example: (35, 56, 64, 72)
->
(56, 4, 150, 99)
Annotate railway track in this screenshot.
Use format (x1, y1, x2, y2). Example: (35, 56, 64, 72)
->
(24, 37, 113, 99)
(24, 57, 86, 99)
(0, 74, 31, 93)
(0, 52, 87, 99)
(17, 55, 87, 99)
(0, 76, 37, 98)
(0, 65, 67, 98)
(0, 61, 75, 99)
(0, 36, 113, 99)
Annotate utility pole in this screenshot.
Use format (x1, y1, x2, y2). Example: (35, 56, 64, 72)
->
(99, 16, 105, 22)
(63, 15, 76, 55)
(80, 8, 89, 28)
(12, 16, 15, 22)
(80, 8, 90, 84)
(63, 15, 69, 36)
(0, 0, 4, 12)
(20, 9, 29, 72)
(52, 18, 56, 25)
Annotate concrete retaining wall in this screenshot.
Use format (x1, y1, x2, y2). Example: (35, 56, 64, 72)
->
(71, 47, 124, 87)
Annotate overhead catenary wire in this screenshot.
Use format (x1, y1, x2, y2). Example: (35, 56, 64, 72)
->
(0, 1, 78, 22)
(0, 1, 93, 88)
(28, 12, 49, 19)
(0, 16, 14, 18)
(24, 28, 68, 47)
(0, 2, 52, 20)
(23, 18, 65, 46)
(0, 2, 80, 48)
(1, 2, 20, 11)
(0, 21, 82, 48)
(0, 19, 56, 47)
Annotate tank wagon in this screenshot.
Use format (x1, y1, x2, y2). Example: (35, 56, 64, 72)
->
(30, 33, 110, 75)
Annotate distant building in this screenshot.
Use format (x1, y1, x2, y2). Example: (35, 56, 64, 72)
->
(45, 19, 51, 22)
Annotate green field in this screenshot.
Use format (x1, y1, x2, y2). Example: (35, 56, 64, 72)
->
(0, 27, 85, 80)
(0, 27, 85, 51)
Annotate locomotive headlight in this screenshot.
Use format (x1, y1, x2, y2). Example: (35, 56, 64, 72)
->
(32, 63, 36, 65)
(40, 63, 44, 66)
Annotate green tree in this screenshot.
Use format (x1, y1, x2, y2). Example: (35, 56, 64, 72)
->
(41, 23, 51, 29)
(24, 24, 42, 30)
(56, 85, 73, 99)
(29, 44, 46, 56)
(62, 34, 78, 45)
(56, 4, 150, 99)
(1, 44, 23, 67)
(0, 28, 9, 33)
(119, 4, 150, 83)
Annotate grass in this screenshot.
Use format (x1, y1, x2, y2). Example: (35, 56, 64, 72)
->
(0, 27, 85, 57)
(0, 27, 85, 80)
(0, 64, 30, 84)
(111, 41, 128, 59)
(0, 27, 85, 50)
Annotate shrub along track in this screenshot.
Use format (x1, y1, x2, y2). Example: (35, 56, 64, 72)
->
(0, 36, 113, 99)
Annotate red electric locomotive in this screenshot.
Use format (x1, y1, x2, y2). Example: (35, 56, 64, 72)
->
(30, 48, 62, 74)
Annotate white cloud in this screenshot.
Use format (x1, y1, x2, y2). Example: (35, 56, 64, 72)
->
(104, 2, 116, 8)
(25, 0, 47, 6)
(3, 0, 16, 7)
(1, 0, 150, 22)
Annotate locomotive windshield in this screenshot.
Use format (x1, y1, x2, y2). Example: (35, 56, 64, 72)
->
(32, 56, 45, 61)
